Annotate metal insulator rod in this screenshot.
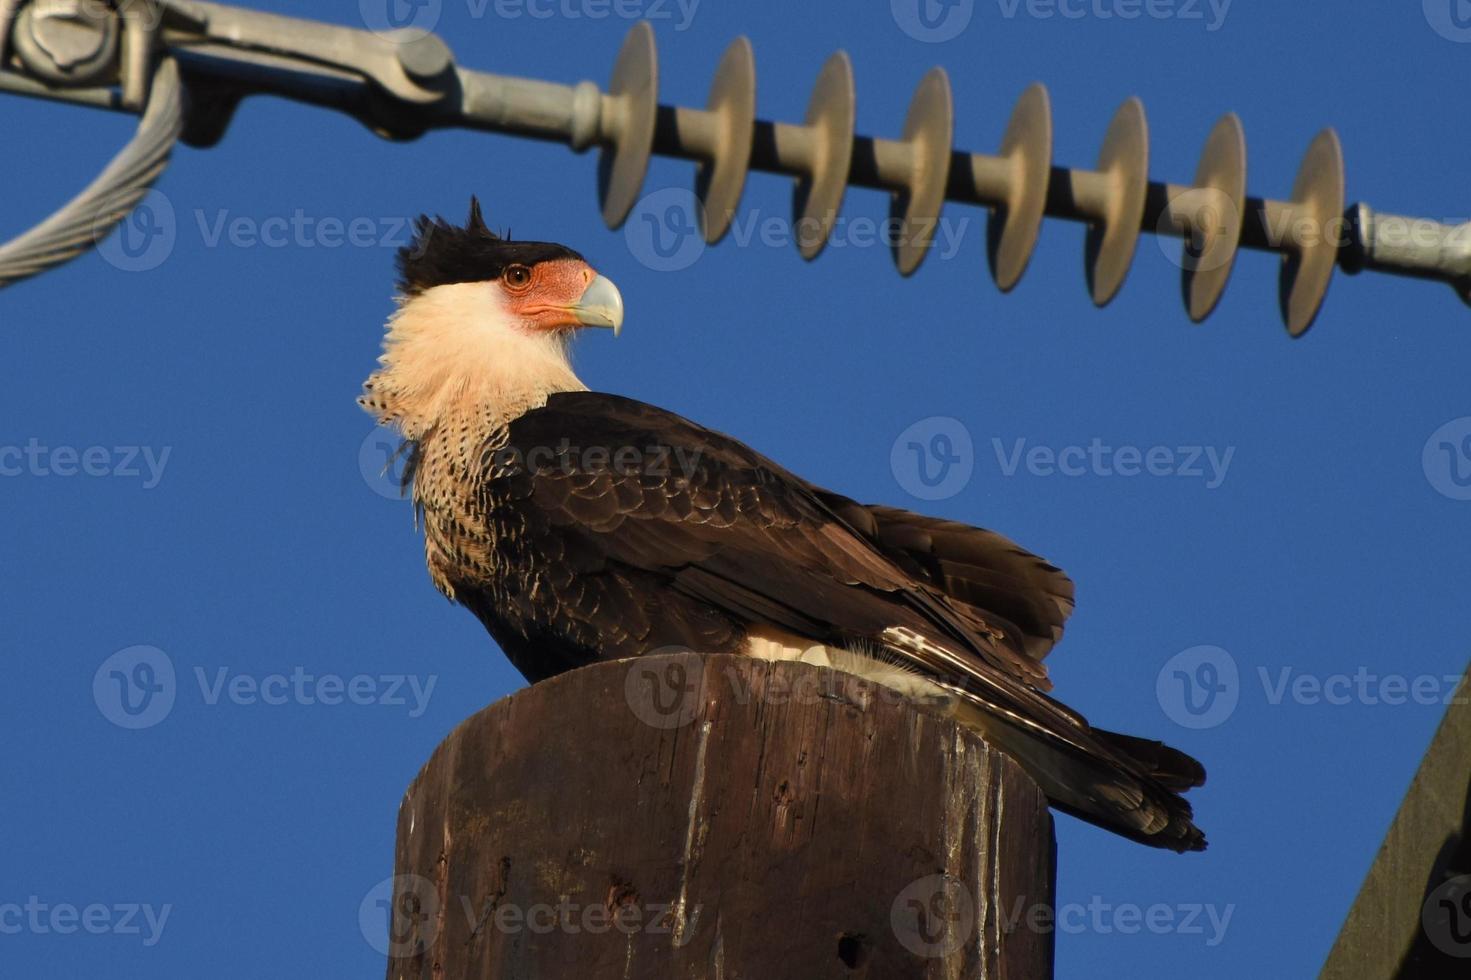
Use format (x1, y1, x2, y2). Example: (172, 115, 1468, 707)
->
(4, 4, 1469, 327)
(455, 71, 601, 148)
(847, 136, 918, 193)
(572, 24, 1467, 333)
(1041, 166, 1115, 225)
(653, 105, 717, 160)
(1343, 204, 1471, 296)
(752, 121, 815, 176)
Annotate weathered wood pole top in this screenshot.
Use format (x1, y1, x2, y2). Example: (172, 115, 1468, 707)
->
(384, 652, 1056, 979)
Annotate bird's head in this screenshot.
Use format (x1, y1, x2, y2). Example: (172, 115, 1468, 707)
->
(359, 198, 623, 437)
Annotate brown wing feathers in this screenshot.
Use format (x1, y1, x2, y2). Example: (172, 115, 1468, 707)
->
(835, 501, 1077, 662)
(485, 392, 1205, 850)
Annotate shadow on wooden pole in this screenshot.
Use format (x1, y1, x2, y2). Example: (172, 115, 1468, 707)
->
(383, 652, 1056, 978)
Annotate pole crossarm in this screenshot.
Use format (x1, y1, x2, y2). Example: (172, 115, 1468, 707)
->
(3, 0, 1469, 331)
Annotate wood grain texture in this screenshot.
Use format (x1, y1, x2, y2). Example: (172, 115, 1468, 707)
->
(384, 652, 1055, 979)
(1321, 662, 1471, 979)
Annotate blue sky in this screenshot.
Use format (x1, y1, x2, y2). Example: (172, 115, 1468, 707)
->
(3, 1, 1470, 975)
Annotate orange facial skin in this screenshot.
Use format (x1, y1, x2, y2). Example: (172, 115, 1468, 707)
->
(498, 258, 598, 333)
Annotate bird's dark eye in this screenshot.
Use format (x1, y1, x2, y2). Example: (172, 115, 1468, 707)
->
(504, 265, 532, 289)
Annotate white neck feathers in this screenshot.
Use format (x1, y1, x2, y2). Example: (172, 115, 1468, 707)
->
(360, 282, 586, 438)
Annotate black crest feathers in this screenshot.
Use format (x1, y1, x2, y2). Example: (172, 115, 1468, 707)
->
(466, 196, 492, 236)
(396, 196, 585, 296)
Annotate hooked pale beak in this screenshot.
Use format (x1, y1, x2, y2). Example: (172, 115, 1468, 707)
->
(571, 274, 624, 337)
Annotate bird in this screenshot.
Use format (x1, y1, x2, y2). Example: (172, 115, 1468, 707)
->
(360, 198, 1207, 852)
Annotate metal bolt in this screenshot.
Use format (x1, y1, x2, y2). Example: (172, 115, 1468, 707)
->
(34, 2, 106, 67)
(14, 0, 118, 85)
(394, 31, 453, 85)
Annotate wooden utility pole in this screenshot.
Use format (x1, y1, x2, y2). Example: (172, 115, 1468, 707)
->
(383, 652, 1056, 978)
(1321, 663, 1471, 979)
